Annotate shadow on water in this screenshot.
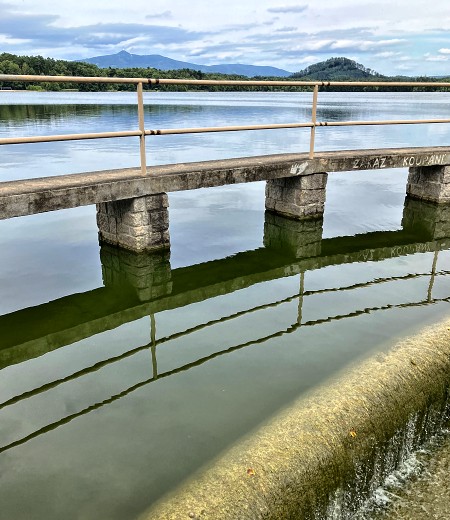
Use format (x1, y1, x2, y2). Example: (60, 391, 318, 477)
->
(1, 197, 450, 458)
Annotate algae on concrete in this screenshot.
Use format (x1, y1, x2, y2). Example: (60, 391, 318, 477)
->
(139, 318, 450, 520)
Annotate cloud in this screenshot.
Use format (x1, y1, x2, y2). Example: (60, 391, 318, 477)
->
(329, 38, 406, 52)
(0, 0, 449, 76)
(267, 4, 308, 14)
(145, 11, 172, 20)
(275, 26, 297, 33)
(424, 53, 448, 62)
(0, 3, 210, 53)
(374, 51, 401, 58)
(220, 23, 257, 32)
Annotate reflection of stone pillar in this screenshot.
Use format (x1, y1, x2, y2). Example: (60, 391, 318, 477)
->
(402, 197, 450, 241)
(265, 173, 327, 219)
(97, 194, 169, 252)
(407, 165, 450, 203)
(263, 211, 324, 258)
(100, 244, 172, 301)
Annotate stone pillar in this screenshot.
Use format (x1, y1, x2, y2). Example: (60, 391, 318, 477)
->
(407, 165, 450, 203)
(402, 197, 450, 241)
(263, 211, 323, 258)
(97, 193, 169, 252)
(265, 173, 328, 219)
(100, 243, 172, 301)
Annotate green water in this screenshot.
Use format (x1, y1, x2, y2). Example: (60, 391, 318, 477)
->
(0, 92, 450, 519)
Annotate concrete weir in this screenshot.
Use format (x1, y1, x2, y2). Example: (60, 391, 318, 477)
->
(139, 320, 450, 520)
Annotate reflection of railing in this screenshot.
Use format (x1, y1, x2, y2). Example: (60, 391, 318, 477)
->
(1, 74, 450, 173)
(1, 253, 447, 455)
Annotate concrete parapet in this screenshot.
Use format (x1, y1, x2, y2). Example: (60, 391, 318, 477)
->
(100, 243, 172, 301)
(97, 193, 170, 252)
(407, 165, 450, 203)
(263, 211, 324, 258)
(139, 318, 450, 520)
(265, 173, 327, 219)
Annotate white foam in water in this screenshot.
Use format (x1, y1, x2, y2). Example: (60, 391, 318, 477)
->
(351, 429, 449, 519)
(324, 396, 450, 520)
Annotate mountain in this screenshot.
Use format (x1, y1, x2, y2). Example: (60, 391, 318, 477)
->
(291, 57, 383, 80)
(79, 50, 293, 77)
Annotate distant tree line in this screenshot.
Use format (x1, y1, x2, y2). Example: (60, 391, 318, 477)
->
(1, 53, 449, 92)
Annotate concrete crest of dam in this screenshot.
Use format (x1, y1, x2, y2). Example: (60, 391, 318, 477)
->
(139, 318, 450, 520)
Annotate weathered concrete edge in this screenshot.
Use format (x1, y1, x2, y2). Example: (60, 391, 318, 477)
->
(1, 146, 450, 219)
(139, 318, 450, 520)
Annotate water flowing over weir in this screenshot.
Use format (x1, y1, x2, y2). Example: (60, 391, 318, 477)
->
(140, 320, 450, 520)
(325, 398, 450, 519)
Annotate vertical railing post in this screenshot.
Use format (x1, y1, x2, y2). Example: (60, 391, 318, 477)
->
(427, 249, 439, 302)
(309, 84, 319, 159)
(137, 81, 147, 174)
(150, 313, 158, 379)
(298, 271, 305, 325)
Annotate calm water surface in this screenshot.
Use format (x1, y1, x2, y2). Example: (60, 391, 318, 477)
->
(0, 91, 449, 519)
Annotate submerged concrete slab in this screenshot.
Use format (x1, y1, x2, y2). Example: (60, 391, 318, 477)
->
(1, 146, 450, 219)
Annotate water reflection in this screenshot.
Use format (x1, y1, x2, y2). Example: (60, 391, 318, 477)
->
(1, 198, 450, 456)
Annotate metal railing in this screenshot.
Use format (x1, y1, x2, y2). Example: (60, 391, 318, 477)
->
(1, 74, 450, 173)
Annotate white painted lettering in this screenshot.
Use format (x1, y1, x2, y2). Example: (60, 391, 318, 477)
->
(290, 162, 308, 175)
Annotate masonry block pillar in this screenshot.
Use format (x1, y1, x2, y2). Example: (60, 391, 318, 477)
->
(97, 193, 169, 252)
(406, 165, 450, 203)
(100, 243, 172, 301)
(402, 197, 450, 241)
(265, 173, 328, 219)
(264, 211, 323, 258)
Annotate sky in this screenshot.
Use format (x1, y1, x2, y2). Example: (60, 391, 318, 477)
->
(1, 0, 450, 76)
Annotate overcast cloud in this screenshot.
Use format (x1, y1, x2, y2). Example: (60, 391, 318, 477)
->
(1, 0, 449, 75)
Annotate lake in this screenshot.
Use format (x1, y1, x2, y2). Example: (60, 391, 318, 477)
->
(0, 91, 449, 519)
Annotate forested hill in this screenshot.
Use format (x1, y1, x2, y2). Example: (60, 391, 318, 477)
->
(0, 52, 449, 91)
(291, 57, 383, 80)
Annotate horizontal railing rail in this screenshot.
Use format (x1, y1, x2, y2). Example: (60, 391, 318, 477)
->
(1, 74, 450, 172)
(2, 74, 450, 88)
